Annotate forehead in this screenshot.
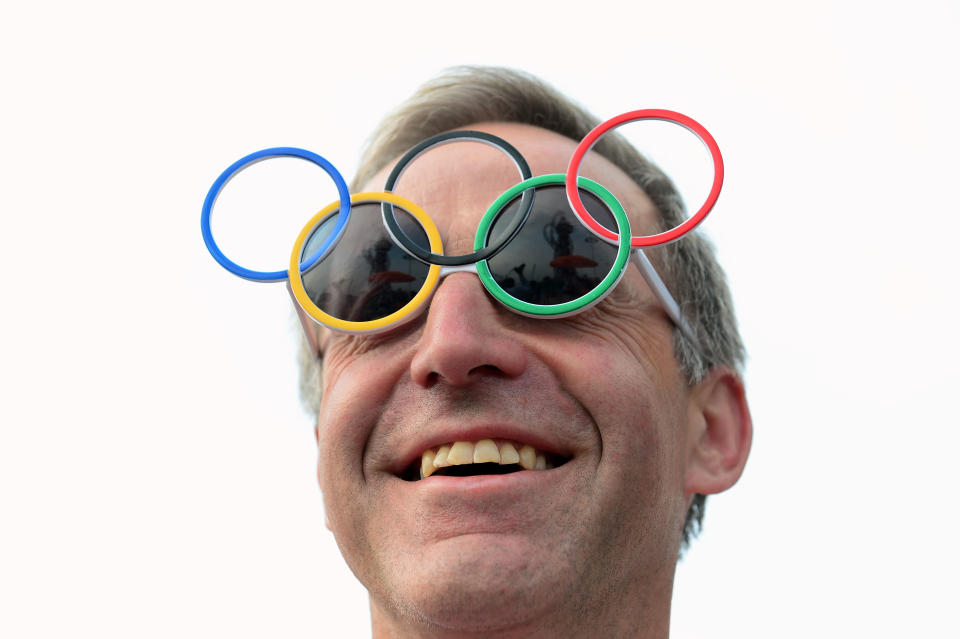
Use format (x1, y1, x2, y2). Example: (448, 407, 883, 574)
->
(361, 122, 659, 252)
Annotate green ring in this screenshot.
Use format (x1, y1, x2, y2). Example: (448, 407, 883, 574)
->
(474, 174, 632, 316)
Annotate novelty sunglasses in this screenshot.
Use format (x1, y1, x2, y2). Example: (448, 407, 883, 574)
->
(201, 110, 723, 353)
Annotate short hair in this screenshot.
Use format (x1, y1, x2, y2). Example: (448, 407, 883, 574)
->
(298, 65, 745, 549)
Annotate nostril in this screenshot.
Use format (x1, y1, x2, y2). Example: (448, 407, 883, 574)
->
(468, 364, 505, 377)
(424, 364, 506, 387)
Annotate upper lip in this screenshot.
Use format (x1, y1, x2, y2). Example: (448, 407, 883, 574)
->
(385, 421, 575, 476)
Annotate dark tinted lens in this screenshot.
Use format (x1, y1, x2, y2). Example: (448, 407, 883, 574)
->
(301, 202, 431, 322)
(485, 185, 619, 305)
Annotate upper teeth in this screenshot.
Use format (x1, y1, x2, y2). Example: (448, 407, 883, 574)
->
(420, 439, 549, 479)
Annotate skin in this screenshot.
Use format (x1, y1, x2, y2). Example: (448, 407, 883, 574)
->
(313, 123, 752, 638)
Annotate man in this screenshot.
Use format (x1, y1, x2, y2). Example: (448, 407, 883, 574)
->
(297, 66, 752, 637)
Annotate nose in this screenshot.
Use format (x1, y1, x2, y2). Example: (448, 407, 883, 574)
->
(409, 272, 528, 387)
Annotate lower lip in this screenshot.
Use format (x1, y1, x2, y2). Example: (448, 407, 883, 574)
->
(405, 464, 570, 497)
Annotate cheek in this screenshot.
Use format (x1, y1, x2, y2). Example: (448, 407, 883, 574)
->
(314, 350, 406, 537)
(315, 392, 388, 586)
(318, 342, 412, 449)
(590, 397, 688, 565)
(554, 331, 689, 534)
(535, 333, 620, 392)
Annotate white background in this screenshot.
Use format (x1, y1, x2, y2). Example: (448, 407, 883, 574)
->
(2, 1, 958, 637)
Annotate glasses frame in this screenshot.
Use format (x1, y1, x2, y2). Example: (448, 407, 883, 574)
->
(201, 147, 352, 282)
(287, 174, 633, 341)
(204, 110, 721, 358)
(381, 130, 535, 267)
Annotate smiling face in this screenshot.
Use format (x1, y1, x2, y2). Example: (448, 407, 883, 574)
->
(314, 123, 699, 636)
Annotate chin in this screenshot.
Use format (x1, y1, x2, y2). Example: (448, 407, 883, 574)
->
(376, 535, 578, 633)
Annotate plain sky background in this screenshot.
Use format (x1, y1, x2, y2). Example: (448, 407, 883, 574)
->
(2, 1, 958, 637)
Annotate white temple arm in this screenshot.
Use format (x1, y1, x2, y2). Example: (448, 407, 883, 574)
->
(630, 250, 703, 353)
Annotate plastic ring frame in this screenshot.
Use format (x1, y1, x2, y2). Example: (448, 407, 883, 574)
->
(289, 192, 443, 333)
(565, 110, 723, 248)
(382, 130, 535, 266)
(201, 147, 352, 282)
(475, 174, 633, 317)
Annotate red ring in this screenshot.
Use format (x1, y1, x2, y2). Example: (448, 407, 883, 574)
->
(565, 109, 724, 248)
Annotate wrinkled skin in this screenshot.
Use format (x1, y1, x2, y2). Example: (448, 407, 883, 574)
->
(313, 123, 752, 638)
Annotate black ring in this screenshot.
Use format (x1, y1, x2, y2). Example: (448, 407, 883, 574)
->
(381, 130, 535, 266)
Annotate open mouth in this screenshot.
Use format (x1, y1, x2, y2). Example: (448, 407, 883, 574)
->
(400, 438, 570, 482)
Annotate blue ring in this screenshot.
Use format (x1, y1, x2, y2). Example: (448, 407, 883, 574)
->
(200, 147, 352, 282)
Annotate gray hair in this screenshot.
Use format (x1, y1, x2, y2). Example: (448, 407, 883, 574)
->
(298, 66, 745, 549)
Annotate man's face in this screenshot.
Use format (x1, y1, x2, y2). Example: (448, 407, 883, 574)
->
(314, 123, 696, 632)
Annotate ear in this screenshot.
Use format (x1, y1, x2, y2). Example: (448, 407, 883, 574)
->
(313, 423, 333, 531)
(684, 366, 753, 495)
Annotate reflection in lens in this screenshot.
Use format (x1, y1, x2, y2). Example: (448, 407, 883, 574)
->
(301, 202, 431, 322)
(486, 185, 619, 305)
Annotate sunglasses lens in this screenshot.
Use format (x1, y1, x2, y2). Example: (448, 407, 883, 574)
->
(485, 185, 620, 306)
(300, 202, 432, 322)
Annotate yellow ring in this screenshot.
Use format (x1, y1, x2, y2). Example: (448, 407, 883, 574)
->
(289, 192, 443, 333)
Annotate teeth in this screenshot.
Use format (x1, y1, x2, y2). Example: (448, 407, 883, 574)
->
(474, 439, 500, 463)
(419, 439, 558, 478)
(499, 441, 520, 465)
(420, 449, 436, 479)
(433, 445, 450, 468)
(519, 445, 537, 470)
(447, 441, 474, 465)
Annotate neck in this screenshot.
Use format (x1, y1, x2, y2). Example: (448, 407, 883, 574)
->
(368, 569, 675, 639)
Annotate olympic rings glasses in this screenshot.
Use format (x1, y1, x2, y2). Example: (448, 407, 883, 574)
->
(288, 173, 632, 335)
(201, 146, 352, 282)
(201, 110, 723, 355)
